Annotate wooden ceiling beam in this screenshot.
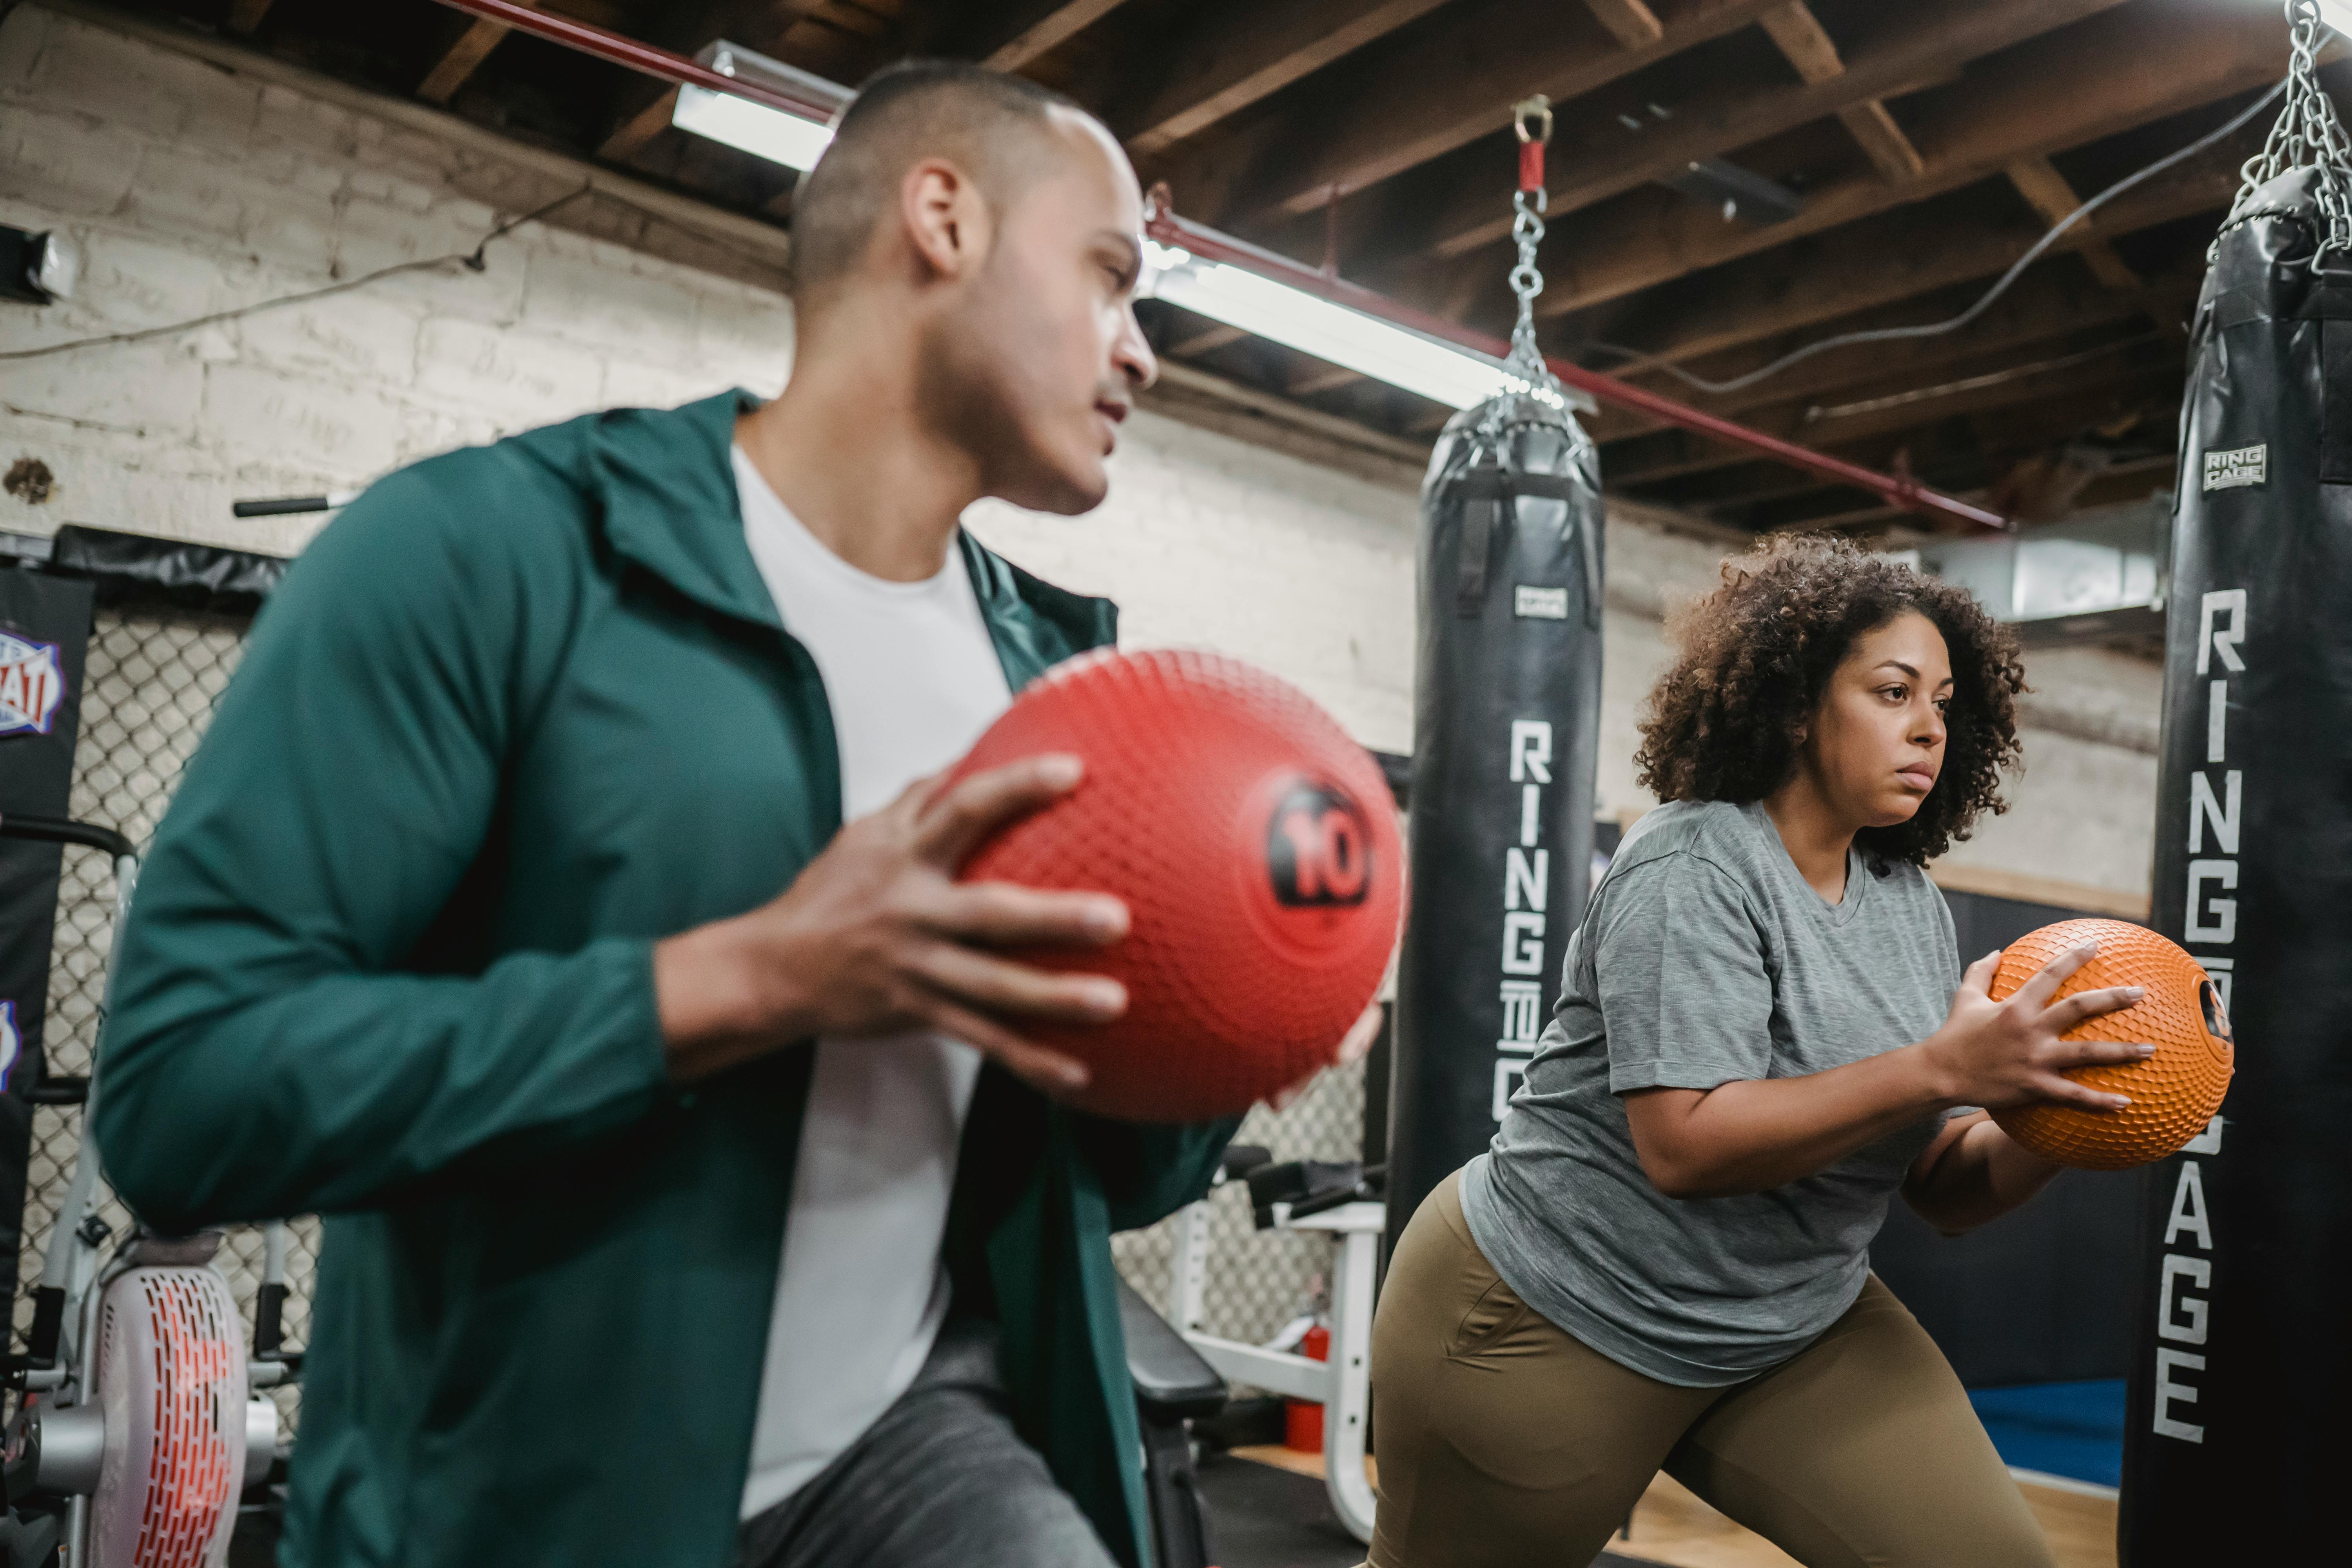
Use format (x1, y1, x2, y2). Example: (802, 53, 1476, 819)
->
(1290, 362, 1369, 397)
(2006, 155, 2143, 290)
(1582, 0, 1664, 50)
(1593, 141, 2237, 376)
(1661, 393, 2180, 527)
(1167, 322, 1250, 358)
(1604, 354, 2178, 488)
(419, 0, 540, 106)
(1122, 0, 1455, 155)
(1640, 395, 2174, 514)
(1523, 0, 2289, 322)
(1757, 2, 1922, 183)
(1427, 0, 2127, 259)
(980, 0, 1135, 73)
(1586, 299, 2153, 446)
(1583, 251, 2205, 444)
(600, 87, 682, 160)
(1169, 0, 1789, 229)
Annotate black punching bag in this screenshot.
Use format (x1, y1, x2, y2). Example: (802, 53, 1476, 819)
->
(1387, 388, 1603, 1261)
(2122, 161, 2352, 1561)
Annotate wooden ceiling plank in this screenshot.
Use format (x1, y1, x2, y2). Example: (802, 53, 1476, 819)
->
(1758, 3, 1924, 182)
(419, 0, 541, 106)
(1755, 0, 1840, 82)
(2007, 155, 2143, 289)
(1583, 0, 1664, 50)
(1428, 0, 2127, 258)
(1123, 0, 1456, 155)
(1523, 1, 2290, 321)
(600, 86, 684, 161)
(1598, 140, 2243, 377)
(1290, 363, 1369, 396)
(1185, 0, 1790, 227)
(1605, 358, 2176, 487)
(1169, 323, 1250, 357)
(1584, 281, 2164, 444)
(1838, 99, 1926, 183)
(982, 0, 1135, 73)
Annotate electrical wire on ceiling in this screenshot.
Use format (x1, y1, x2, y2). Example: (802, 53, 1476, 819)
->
(1590, 78, 2290, 398)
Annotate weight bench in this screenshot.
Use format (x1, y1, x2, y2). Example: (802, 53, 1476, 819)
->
(1120, 1276, 1227, 1568)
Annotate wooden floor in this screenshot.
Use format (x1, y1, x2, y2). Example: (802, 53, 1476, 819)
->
(1229, 1448, 2118, 1568)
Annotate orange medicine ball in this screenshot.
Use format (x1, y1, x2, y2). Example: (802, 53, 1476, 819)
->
(1987, 918, 2234, 1171)
(951, 649, 1403, 1124)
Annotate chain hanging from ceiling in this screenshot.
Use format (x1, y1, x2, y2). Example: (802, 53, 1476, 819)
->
(2218, 0, 2352, 262)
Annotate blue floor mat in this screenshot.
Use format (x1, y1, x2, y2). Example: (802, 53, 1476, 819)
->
(1968, 1379, 2125, 1488)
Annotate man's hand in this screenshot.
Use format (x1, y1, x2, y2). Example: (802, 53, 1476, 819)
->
(655, 753, 1129, 1093)
(1920, 940, 2151, 1112)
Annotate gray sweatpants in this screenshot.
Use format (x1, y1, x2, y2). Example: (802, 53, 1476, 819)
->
(735, 1316, 1120, 1568)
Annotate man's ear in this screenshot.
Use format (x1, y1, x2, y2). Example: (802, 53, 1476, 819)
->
(900, 157, 991, 282)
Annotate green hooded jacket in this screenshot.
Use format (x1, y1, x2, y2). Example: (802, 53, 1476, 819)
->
(94, 388, 1235, 1568)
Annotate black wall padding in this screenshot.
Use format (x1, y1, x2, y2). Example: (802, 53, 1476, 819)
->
(2121, 166, 2351, 1562)
(1387, 393, 1603, 1262)
(46, 524, 286, 612)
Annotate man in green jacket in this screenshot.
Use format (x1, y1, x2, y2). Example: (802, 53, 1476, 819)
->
(97, 62, 1361, 1568)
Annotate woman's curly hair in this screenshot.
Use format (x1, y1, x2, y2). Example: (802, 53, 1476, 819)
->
(1634, 535, 2027, 867)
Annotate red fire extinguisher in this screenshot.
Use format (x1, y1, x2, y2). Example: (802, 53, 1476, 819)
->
(1285, 1322, 1331, 1452)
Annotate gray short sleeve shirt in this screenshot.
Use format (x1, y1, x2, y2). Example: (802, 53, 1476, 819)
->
(1459, 799, 1962, 1387)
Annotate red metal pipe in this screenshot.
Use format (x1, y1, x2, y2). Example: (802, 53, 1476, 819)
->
(424, 0, 2009, 535)
(1144, 210, 2010, 535)
(422, 0, 840, 120)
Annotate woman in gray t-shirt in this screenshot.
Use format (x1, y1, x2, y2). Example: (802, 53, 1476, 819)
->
(1368, 538, 2151, 1568)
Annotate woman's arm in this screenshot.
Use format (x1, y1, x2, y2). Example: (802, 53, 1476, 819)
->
(1899, 1111, 2063, 1234)
(1624, 945, 2149, 1200)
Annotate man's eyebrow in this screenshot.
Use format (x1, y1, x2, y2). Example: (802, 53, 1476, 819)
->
(1097, 230, 1142, 280)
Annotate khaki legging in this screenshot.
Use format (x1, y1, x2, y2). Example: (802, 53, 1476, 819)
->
(1367, 1170, 2058, 1568)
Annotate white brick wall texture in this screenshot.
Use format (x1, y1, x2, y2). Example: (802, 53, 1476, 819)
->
(0, 6, 2162, 900)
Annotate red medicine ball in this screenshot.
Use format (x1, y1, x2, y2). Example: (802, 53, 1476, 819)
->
(951, 649, 1403, 1123)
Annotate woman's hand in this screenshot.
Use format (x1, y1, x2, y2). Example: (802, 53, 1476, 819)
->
(1919, 940, 2152, 1112)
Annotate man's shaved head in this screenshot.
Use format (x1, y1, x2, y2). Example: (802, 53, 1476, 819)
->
(760, 56, 1154, 519)
(791, 60, 1087, 302)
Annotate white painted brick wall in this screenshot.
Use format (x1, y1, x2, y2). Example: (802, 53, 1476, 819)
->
(0, 9, 795, 555)
(0, 6, 2162, 900)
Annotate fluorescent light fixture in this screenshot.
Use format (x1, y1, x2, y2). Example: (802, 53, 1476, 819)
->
(2321, 0, 2352, 40)
(1141, 242, 1588, 412)
(663, 44, 1580, 417)
(671, 42, 849, 172)
(673, 84, 833, 169)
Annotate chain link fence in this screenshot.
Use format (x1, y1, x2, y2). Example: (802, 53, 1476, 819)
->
(11, 601, 1374, 1437)
(8, 604, 319, 1438)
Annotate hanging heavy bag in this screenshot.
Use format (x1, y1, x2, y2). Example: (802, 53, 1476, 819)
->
(1387, 99, 1607, 1261)
(1386, 389, 1604, 1258)
(2121, 13, 2352, 1554)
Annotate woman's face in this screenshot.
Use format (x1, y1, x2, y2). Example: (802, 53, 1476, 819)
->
(1802, 610, 1952, 828)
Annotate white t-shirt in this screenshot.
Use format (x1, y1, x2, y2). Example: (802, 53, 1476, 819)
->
(731, 446, 1014, 1519)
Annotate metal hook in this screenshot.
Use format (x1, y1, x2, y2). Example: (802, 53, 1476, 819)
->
(1513, 95, 1553, 147)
